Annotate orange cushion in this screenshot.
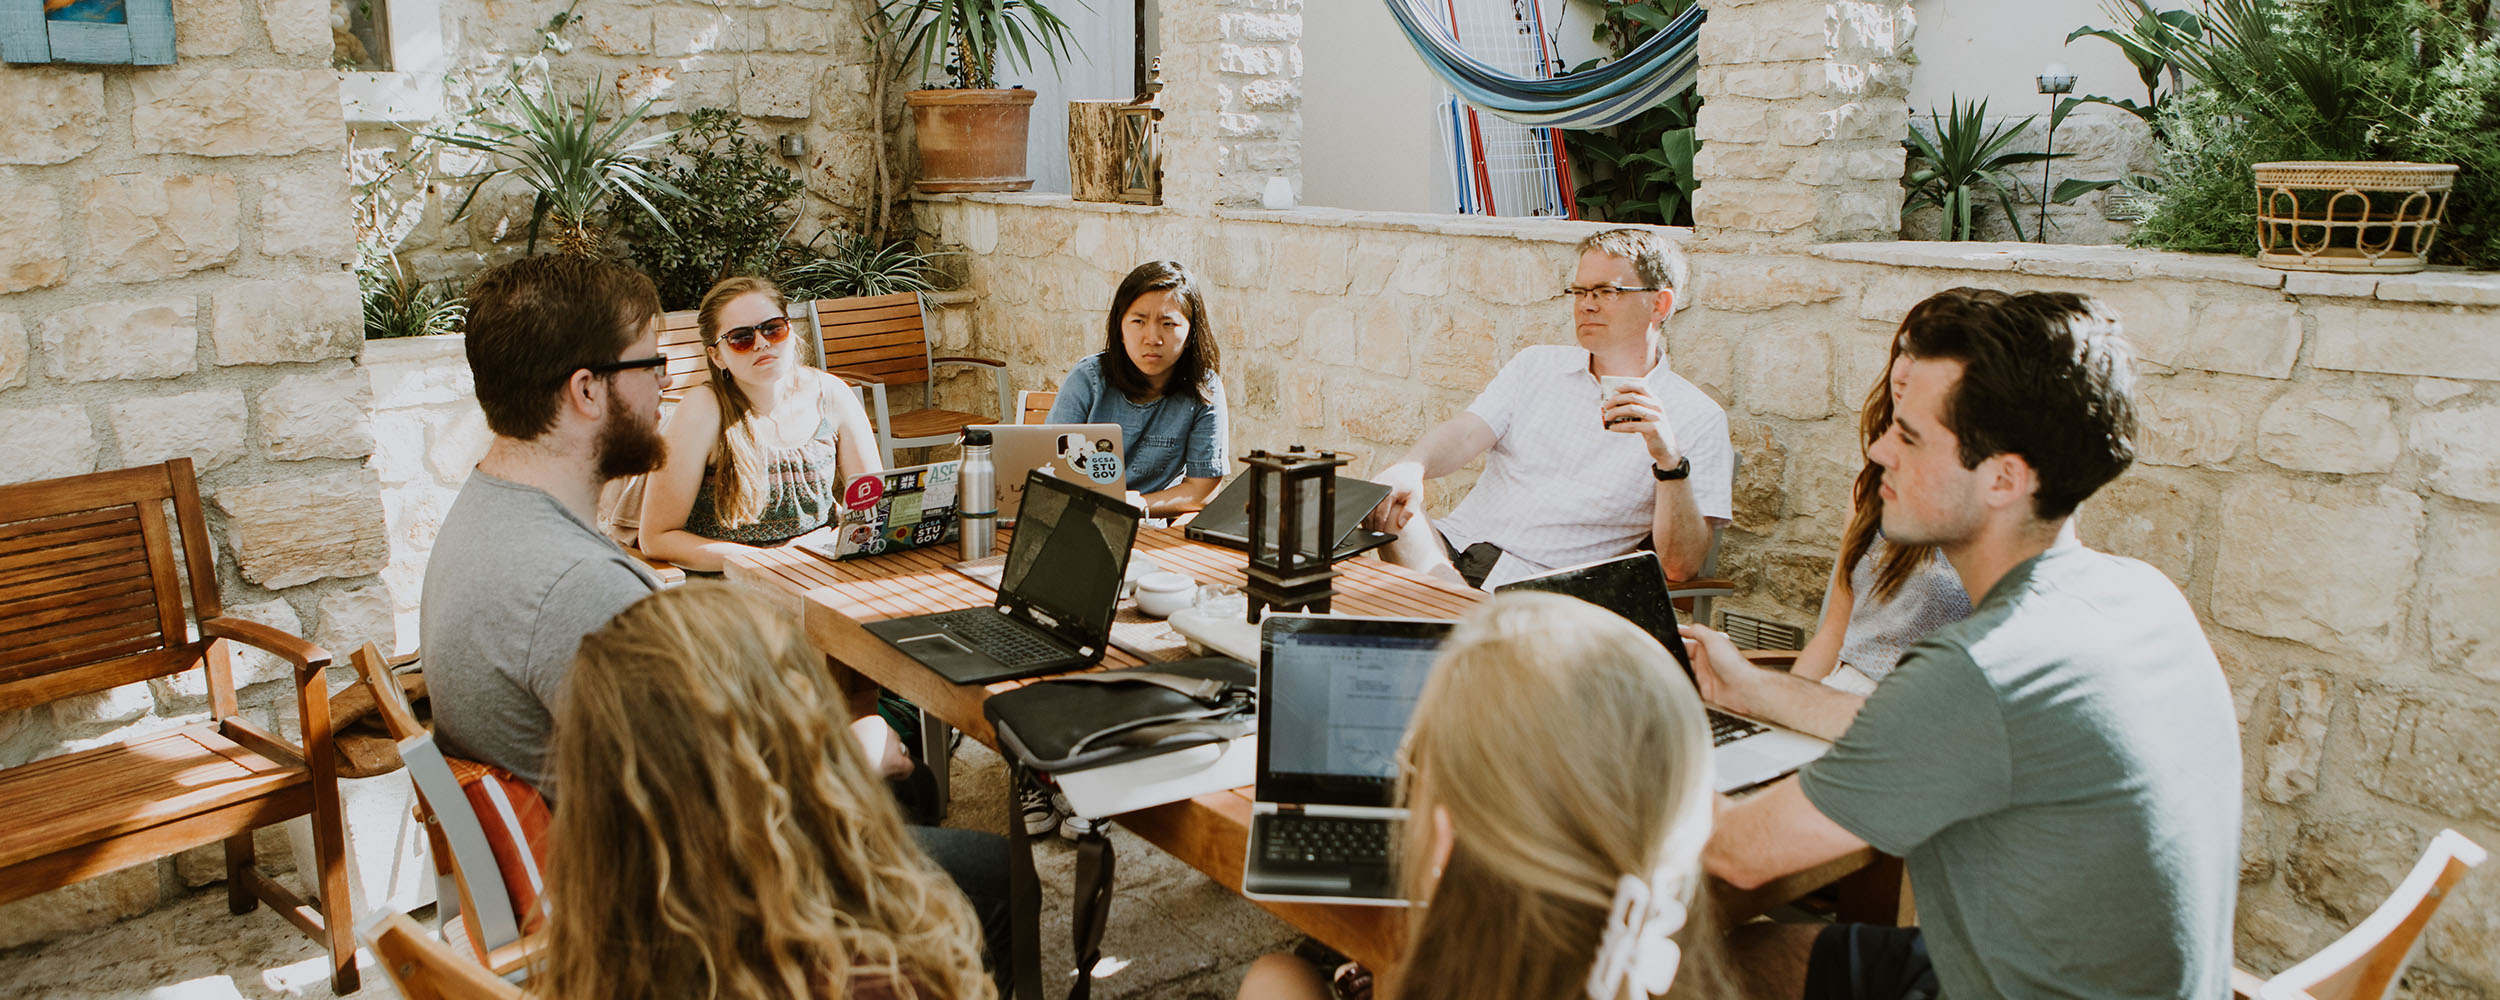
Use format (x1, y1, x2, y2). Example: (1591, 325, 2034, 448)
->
(445, 758, 553, 935)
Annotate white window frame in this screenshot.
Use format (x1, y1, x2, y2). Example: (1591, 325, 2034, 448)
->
(337, 0, 448, 123)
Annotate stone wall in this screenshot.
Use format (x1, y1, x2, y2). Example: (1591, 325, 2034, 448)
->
(349, 0, 896, 284)
(917, 193, 2500, 995)
(1690, 0, 1915, 247)
(1156, 0, 1303, 213)
(0, 0, 401, 948)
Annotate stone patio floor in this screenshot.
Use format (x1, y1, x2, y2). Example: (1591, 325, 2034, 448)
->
(0, 740, 1297, 999)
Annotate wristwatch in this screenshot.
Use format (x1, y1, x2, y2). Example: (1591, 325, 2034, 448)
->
(1652, 456, 1691, 481)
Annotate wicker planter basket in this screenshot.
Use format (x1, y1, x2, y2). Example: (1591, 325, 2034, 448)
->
(2252, 161, 2457, 273)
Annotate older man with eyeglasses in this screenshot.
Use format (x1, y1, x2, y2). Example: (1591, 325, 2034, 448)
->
(1366, 228, 1733, 590)
(421, 254, 671, 799)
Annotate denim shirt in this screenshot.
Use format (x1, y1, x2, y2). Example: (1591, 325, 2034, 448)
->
(1046, 353, 1229, 492)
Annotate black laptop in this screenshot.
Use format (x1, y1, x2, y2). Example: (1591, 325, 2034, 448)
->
(1185, 474, 1398, 561)
(1242, 614, 1452, 906)
(864, 470, 1141, 685)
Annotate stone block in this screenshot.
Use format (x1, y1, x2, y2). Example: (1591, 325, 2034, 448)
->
(2077, 472, 2198, 586)
(653, 6, 732, 56)
(1333, 378, 1426, 445)
(0, 177, 66, 294)
(260, 367, 376, 461)
(2410, 403, 2500, 505)
(2260, 674, 2330, 804)
(37, 297, 197, 383)
(1206, 227, 1268, 287)
(49, 681, 154, 736)
(109, 389, 248, 471)
(1355, 305, 1413, 377)
(1274, 230, 1353, 295)
(1387, 243, 1450, 297)
(765, 8, 833, 51)
(1740, 324, 1832, 420)
(1703, 259, 1848, 314)
(2256, 388, 2399, 474)
(256, 170, 357, 262)
(0, 70, 104, 164)
(173, 0, 250, 55)
(1727, 419, 1788, 533)
(0, 313, 24, 390)
(1418, 320, 1500, 394)
(213, 470, 390, 589)
(0, 862, 162, 951)
(132, 70, 344, 158)
(210, 274, 361, 366)
(585, 7, 654, 54)
(2164, 297, 2301, 379)
(1778, 418, 1860, 548)
(1710, 61, 1825, 101)
(2426, 868, 2500, 984)
(315, 584, 398, 656)
(2134, 378, 2245, 469)
(2286, 816, 2427, 924)
(1220, 11, 1299, 43)
(2426, 506, 2500, 684)
(263, 0, 330, 56)
(1722, 544, 1837, 614)
(82, 173, 240, 281)
(0, 405, 97, 485)
(2212, 480, 2420, 659)
(2312, 303, 2500, 381)
(2351, 682, 2500, 824)
(1287, 370, 1323, 428)
(1453, 241, 1558, 307)
(1696, 99, 1772, 145)
(1699, 143, 1801, 181)
(1693, 180, 1816, 234)
(2413, 378, 2472, 407)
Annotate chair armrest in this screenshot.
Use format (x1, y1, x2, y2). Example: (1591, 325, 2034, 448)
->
(203, 616, 333, 675)
(1665, 576, 1734, 597)
(2230, 967, 2268, 999)
(932, 357, 1016, 423)
(1742, 649, 1802, 669)
(827, 367, 889, 384)
(931, 355, 1006, 367)
(222, 716, 311, 768)
(624, 547, 686, 587)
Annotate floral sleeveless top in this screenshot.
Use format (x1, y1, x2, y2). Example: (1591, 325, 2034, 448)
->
(682, 412, 842, 545)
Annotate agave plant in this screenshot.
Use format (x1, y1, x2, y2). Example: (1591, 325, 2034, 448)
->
(774, 230, 939, 301)
(1903, 98, 2071, 242)
(879, 0, 1084, 89)
(359, 254, 466, 339)
(435, 82, 683, 257)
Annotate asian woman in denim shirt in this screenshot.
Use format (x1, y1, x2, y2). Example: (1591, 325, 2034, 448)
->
(1046, 260, 1231, 518)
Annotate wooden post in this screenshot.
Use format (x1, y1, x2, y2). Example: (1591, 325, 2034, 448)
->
(1070, 100, 1127, 203)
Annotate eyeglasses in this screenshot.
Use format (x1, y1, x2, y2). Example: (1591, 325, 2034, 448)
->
(715, 316, 793, 353)
(581, 354, 667, 378)
(1561, 284, 1664, 304)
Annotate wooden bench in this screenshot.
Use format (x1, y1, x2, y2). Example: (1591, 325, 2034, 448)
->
(0, 458, 356, 992)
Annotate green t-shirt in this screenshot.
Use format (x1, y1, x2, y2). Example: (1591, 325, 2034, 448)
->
(1798, 539, 2240, 999)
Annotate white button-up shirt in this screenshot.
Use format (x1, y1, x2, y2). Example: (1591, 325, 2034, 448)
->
(1434, 344, 1733, 588)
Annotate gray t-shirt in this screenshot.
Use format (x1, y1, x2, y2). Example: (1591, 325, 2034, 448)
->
(419, 471, 658, 793)
(1798, 539, 2240, 1000)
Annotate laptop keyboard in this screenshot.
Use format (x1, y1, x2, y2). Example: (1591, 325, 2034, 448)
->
(1709, 708, 1768, 746)
(936, 609, 1067, 668)
(1262, 815, 1391, 867)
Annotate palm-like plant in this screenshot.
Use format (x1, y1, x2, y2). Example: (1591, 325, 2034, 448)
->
(359, 254, 466, 339)
(1903, 98, 2071, 241)
(435, 82, 683, 257)
(879, 0, 1084, 89)
(775, 231, 940, 301)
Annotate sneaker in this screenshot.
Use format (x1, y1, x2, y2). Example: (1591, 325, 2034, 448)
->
(1018, 781, 1059, 838)
(1054, 791, 1096, 841)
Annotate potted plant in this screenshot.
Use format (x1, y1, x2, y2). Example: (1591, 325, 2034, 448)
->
(879, 0, 1084, 192)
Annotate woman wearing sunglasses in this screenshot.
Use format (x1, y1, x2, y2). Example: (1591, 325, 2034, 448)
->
(639, 276, 881, 573)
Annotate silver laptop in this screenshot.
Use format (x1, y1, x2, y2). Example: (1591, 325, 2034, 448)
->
(1243, 614, 1452, 907)
(969, 423, 1125, 523)
(1499, 553, 1830, 793)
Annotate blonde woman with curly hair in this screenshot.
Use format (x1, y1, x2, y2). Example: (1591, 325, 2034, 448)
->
(1238, 592, 1731, 1000)
(541, 582, 1008, 1000)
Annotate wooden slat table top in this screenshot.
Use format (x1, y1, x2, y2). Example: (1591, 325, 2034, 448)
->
(723, 530, 1881, 972)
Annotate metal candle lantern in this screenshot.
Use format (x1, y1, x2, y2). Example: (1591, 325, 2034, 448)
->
(2036, 63, 2077, 242)
(1241, 446, 1348, 622)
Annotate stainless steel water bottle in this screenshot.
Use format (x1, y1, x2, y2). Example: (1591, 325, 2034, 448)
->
(959, 427, 996, 560)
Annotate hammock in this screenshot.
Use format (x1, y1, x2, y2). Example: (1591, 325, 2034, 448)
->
(1382, 0, 1707, 130)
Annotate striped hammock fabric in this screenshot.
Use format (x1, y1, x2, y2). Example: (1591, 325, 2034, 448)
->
(1382, 0, 1707, 130)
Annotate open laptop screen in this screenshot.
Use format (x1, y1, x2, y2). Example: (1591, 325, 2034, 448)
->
(1495, 553, 1695, 678)
(1257, 616, 1451, 808)
(998, 470, 1139, 642)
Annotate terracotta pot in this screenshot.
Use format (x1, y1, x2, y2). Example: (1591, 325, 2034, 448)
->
(906, 88, 1038, 193)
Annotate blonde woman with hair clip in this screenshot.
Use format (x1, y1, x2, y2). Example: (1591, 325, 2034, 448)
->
(640, 275, 881, 574)
(1237, 592, 1731, 1000)
(540, 582, 1011, 1000)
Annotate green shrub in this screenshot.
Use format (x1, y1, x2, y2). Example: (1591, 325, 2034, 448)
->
(775, 230, 938, 301)
(612, 108, 807, 310)
(1559, 0, 1702, 226)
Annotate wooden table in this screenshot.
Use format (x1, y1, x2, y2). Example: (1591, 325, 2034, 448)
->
(726, 530, 1890, 971)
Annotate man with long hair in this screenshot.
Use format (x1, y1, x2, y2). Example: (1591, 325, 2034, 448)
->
(1687, 292, 2240, 1000)
(421, 254, 670, 795)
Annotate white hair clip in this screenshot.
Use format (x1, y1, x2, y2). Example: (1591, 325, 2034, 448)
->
(1585, 868, 1686, 1000)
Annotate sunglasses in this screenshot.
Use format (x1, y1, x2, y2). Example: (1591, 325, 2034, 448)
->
(716, 316, 794, 353)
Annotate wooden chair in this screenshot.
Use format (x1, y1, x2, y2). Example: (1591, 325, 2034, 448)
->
(346, 645, 538, 980)
(2234, 829, 2486, 1000)
(362, 911, 525, 1000)
(0, 458, 357, 992)
(813, 291, 1013, 466)
(1018, 389, 1058, 425)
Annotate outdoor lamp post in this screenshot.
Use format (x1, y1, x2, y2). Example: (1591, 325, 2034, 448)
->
(1241, 446, 1348, 622)
(2037, 62, 2077, 243)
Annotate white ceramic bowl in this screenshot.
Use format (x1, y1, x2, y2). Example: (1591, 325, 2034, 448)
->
(1133, 571, 1199, 618)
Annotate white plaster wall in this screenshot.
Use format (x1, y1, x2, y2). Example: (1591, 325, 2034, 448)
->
(1905, 0, 2148, 121)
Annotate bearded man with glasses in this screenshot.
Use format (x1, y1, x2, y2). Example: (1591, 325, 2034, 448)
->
(1366, 228, 1733, 590)
(421, 254, 671, 800)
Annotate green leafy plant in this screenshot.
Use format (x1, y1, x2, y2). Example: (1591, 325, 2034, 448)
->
(2064, 1, 2204, 140)
(611, 108, 808, 310)
(1559, 0, 1702, 225)
(774, 231, 939, 301)
(878, 0, 1084, 89)
(1903, 97, 2077, 241)
(360, 255, 466, 340)
(434, 81, 683, 257)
